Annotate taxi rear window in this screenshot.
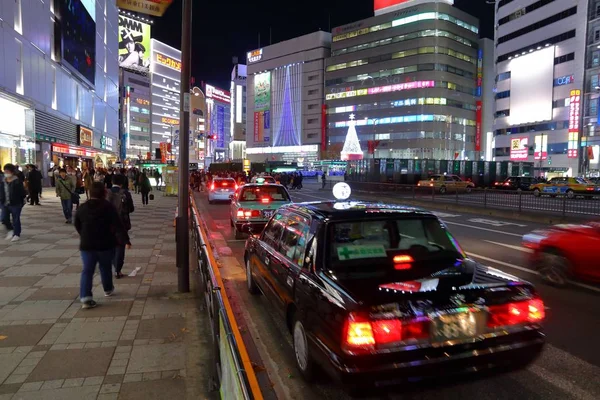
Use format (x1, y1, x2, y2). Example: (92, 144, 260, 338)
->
(239, 186, 290, 202)
(328, 217, 462, 269)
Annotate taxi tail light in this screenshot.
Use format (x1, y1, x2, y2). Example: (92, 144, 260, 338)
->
(487, 299, 545, 328)
(586, 187, 594, 191)
(343, 313, 429, 353)
(393, 254, 413, 270)
(261, 197, 270, 204)
(210, 183, 215, 191)
(237, 208, 260, 218)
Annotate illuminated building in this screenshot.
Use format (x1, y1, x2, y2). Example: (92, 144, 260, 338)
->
(245, 31, 332, 164)
(0, 0, 119, 178)
(120, 71, 151, 161)
(325, 0, 480, 161)
(583, 1, 600, 174)
(205, 84, 231, 164)
(231, 64, 247, 161)
(493, 0, 587, 176)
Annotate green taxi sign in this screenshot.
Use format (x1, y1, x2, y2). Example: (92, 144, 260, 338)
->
(337, 245, 387, 261)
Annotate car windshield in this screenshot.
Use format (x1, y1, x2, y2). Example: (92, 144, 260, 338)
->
(327, 217, 463, 273)
(239, 186, 290, 202)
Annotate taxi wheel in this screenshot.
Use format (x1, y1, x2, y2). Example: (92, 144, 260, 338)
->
(439, 186, 447, 194)
(566, 190, 575, 199)
(466, 186, 473, 194)
(246, 259, 260, 295)
(293, 317, 315, 382)
(533, 189, 541, 197)
(539, 249, 569, 287)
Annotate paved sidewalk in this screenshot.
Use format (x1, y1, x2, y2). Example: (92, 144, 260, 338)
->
(0, 191, 213, 400)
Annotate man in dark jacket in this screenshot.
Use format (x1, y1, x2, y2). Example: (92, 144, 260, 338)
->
(0, 164, 26, 242)
(26, 164, 43, 205)
(75, 182, 130, 309)
(108, 175, 134, 279)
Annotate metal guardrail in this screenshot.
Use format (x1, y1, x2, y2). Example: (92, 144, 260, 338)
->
(189, 195, 263, 400)
(324, 181, 600, 217)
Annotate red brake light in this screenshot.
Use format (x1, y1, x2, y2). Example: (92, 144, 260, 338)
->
(487, 299, 545, 328)
(261, 197, 270, 204)
(236, 209, 245, 218)
(586, 187, 594, 191)
(344, 315, 375, 349)
(504, 182, 510, 186)
(393, 255, 413, 263)
(372, 319, 402, 344)
(210, 183, 215, 191)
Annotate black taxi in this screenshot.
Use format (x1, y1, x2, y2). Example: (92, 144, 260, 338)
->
(244, 200, 545, 390)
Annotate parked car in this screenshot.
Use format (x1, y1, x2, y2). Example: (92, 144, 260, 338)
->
(523, 222, 600, 286)
(244, 200, 545, 391)
(494, 176, 538, 191)
(417, 174, 475, 194)
(208, 178, 237, 204)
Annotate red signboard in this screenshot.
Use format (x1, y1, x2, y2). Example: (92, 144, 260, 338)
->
(77, 126, 93, 147)
(510, 137, 528, 161)
(568, 89, 581, 159)
(374, 0, 412, 12)
(321, 105, 327, 151)
(159, 142, 168, 163)
(253, 112, 260, 142)
(475, 101, 482, 152)
(52, 144, 96, 158)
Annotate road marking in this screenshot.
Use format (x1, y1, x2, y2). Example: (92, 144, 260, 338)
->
(431, 212, 462, 218)
(467, 252, 600, 293)
(466, 252, 539, 276)
(484, 240, 534, 254)
(529, 364, 598, 400)
(444, 221, 523, 237)
(468, 218, 527, 228)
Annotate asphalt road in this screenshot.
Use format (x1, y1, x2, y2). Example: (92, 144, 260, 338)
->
(193, 183, 600, 400)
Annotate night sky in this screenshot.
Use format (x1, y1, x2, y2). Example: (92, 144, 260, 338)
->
(151, 0, 495, 90)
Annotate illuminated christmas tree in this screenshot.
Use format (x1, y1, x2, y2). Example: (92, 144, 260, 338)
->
(340, 114, 364, 160)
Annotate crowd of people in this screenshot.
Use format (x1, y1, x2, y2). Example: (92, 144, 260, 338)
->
(189, 170, 307, 191)
(0, 163, 157, 309)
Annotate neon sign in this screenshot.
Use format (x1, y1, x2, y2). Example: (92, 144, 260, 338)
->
(325, 80, 435, 100)
(247, 48, 263, 63)
(206, 84, 231, 104)
(568, 89, 580, 158)
(510, 137, 528, 161)
(155, 53, 181, 71)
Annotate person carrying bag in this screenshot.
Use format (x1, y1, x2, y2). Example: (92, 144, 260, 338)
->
(56, 168, 78, 223)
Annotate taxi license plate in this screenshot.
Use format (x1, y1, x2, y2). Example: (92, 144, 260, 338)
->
(431, 312, 480, 342)
(262, 210, 274, 218)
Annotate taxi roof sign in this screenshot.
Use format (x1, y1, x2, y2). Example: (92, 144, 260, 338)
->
(332, 182, 351, 201)
(255, 177, 265, 184)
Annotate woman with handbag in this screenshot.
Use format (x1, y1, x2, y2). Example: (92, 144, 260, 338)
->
(56, 168, 77, 223)
(139, 172, 152, 206)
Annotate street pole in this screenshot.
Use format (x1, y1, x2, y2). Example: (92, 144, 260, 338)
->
(176, 0, 192, 293)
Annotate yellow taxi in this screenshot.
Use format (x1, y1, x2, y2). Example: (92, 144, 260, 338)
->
(530, 177, 600, 198)
(417, 174, 475, 194)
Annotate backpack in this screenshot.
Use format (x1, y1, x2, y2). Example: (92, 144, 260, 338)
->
(108, 189, 131, 231)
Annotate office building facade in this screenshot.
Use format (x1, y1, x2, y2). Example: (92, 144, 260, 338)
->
(325, 0, 480, 161)
(0, 0, 119, 178)
(493, 0, 587, 176)
(245, 31, 331, 164)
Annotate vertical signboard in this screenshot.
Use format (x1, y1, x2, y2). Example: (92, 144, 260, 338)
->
(254, 72, 271, 144)
(321, 104, 327, 151)
(510, 137, 528, 160)
(476, 49, 483, 97)
(475, 101, 482, 151)
(534, 135, 548, 160)
(568, 89, 581, 158)
(216, 105, 225, 148)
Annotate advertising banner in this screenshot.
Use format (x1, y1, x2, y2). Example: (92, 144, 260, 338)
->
(159, 142, 168, 163)
(263, 110, 270, 142)
(510, 137, 528, 161)
(475, 101, 482, 151)
(476, 49, 483, 97)
(534, 135, 548, 160)
(254, 72, 271, 112)
(568, 89, 581, 159)
(216, 105, 225, 148)
(117, 0, 173, 17)
(254, 112, 262, 142)
(77, 126, 93, 147)
(118, 16, 151, 70)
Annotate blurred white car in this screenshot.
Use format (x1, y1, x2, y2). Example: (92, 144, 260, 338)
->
(208, 178, 237, 204)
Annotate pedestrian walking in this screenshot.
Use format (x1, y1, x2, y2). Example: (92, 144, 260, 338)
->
(139, 172, 152, 205)
(26, 164, 43, 205)
(321, 172, 327, 189)
(75, 182, 130, 309)
(82, 166, 94, 200)
(0, 164, 26, 242)
(108, 175, 134, 279)
(56, 168, 76, 223)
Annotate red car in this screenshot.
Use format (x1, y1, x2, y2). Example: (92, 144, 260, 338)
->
(522, 222, 600, 286)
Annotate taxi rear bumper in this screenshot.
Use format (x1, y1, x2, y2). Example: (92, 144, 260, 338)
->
(310, 329, 544, 388)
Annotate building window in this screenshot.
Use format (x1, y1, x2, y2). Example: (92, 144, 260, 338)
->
(495, 90, 510, 99)
(498, 0, 556, 26)
(497, 7, 577, 45)
(497, 72, 511, 81)
(14, 0, 23, 35)
(307, 118, 319, 124)
(555, 52, 575, 65)
(497, 30, 575, 63)
(52, 66, 57, 110)
(495, 109, 510, 118)
(307, 104, 319, 110)
(308, 89, 319, 95)
(308, 74, 318, 81)
(75, 84, 80, 120)
(15, 39, 23, 95)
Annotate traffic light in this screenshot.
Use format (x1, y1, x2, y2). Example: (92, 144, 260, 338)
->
(207, 134, 217, 140)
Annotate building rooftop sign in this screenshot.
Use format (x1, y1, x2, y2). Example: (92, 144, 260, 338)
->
(374, 0, 453, 16)
(247, 49, 263, 64)
(206, 84, 231, 104)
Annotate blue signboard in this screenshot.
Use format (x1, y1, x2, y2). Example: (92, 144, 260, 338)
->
(216, 105, 225, 148)
(554, 75, 574, 87)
